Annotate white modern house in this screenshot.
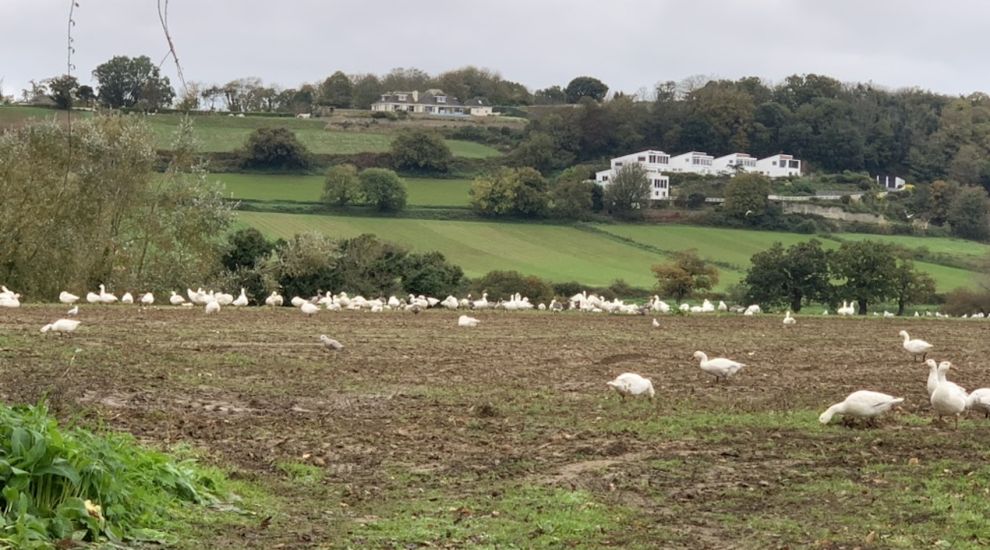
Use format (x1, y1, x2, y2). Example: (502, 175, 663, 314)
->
(712, 153, 757, 175)
(876, 175, 906, 191)
(669, 151, 715, 175)
(371, 89, 494, 116)
(756, 154, 801, 178)
(595, 150, 671, 200)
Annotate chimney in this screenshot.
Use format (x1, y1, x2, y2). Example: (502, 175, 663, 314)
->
(411, 90, 419, 102)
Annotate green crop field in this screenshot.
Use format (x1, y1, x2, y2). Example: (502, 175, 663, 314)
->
(212, 172, 473, 207)
(236, 212, 986, 291)
(0, 107, 502, 158)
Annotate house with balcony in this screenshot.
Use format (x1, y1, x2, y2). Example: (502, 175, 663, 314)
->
(756, 154, 801, 178)
(595, 150, 671, 200)
(371, 89, 493, 116)
(712, 153, 757, 175)
(669, 151, 715, 175)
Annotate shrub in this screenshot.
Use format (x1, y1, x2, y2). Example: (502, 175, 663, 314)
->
(240, 127, 311, 170)
(473, 270, 554, 304)
(370, 110, 397, 120)
(359, 168, 407, 212)
(321, 164, 361, 206)
(221, 228, 273, 272)
(390, 129, 452, 174)
(401, 251, 465, 297)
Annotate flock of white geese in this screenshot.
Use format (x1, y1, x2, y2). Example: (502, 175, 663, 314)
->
(610, 328, 988, 430)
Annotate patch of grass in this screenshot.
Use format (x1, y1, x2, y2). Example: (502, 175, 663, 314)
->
(348, 484, 629, 548)
(275, 461, 324, 485)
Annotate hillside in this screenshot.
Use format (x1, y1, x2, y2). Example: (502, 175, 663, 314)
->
(236, 211, 986, 292)
(214, 173, 472, 207)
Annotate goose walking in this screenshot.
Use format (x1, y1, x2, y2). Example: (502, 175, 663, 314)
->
(931, 361, 967, 429)
(41, 319, 81, 335)
(320, 335, 343, 351)
(819, 391, 904, 426)
(899, 330, 933, 362)
(693, 351, 745, 383)
(606, 373, 655, 400)
(59, 291, 79, 304)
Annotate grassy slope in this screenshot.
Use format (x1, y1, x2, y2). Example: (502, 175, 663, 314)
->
(237, 212, 985, 290)
(213, 172, 473, 207)
(0, 107, 501, 158)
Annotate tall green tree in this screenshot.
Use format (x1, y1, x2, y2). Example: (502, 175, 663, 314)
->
(317, 71, 353, 108)
(240, 127, 311, 170)
(744, 240, 832, 312)
(947, 185, 990, 241)
(603, 163, 650, 220)
(651, 250, 719, 302)
(565, 76, 608, 103)
(92, 55, 175, 109)
(830, 241, 899, 314)
(321, 164, 361, 206)
(46, 74, 79, 109)
(390, 129, 452, 173)
(723, 173, 772, 223)
(891, 258, 936, 316)
(359, 168, 407, 212)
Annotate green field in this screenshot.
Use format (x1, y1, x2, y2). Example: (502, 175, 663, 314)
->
(212, 172, 473, 207)
(236, 211, 986, 291)
(0, 106, 502, 158)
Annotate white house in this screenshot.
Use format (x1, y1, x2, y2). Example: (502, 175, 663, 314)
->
(371, 89, 494, 116)
(595, 150, 671, 200)
(756, 154, 801, 178)
(669, 151, 715, 175)
(712, 153, 757, 175)
(876, 175, 906, 191)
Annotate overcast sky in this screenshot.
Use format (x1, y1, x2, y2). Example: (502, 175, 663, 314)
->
(2, 0, 987, 100)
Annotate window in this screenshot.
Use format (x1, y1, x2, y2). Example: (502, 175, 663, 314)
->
(437, 95, 447, 103)
(789, 160, 800, 168)
(397, 94, 407, 101)
(772, 161, 777, 166)
(638, 156, 646, 162)
(614, 162, 623, 167)
(601, 175, 609, 181)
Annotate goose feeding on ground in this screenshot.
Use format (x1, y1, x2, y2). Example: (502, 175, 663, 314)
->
(204, 300, 220, 315)
(300, 302, 319, 316)
(66, 306, 78, 316)
(783, 311, 796, 325)
(265, 292, 284, 307)
(652, 318, 660, 328)
(819, 391, 904, 426)
(458, 315, 480, 327)
(606, 373, 655, 400)
(232, 288, 249, 307)
(40, 319, 81, 334)
(693, 351, 745, 383)
(140, 292, 154, 305)
(320, 335, 343, 351)
(59, 291, 79, 304)
(931, 361, 967, 429)
(966, 388, 990, 418)
(899, 330, 933, 362)
(169, 291, 185, 305)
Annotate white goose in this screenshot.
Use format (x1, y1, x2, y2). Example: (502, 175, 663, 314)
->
(232, 288, 249, 307)
(290, 296, 306, 308)
(67, 305, 78, 316)
(320, 335, 343, 351)
(458, 315, 480, 327)
(693, 351, 745, 382)
(59, 291, 79, 304)
(931, 361, 967, 429)
(606, 373, 655, 400)
(966, 388, 990, 419)
(204, 300, 220, 315)
(41, 319, 81, 334)
(169, 291, 185, 305)
(899, 330, 933, 362)
(140, 292, 154, 305)
(819, 391, 904, 425)
(925, 359, 941, 397)
(783, 310, 796, 325)
(86, 291, 101, 304)
(0, 293, 20, 308)
(265, 292, 284, 307)
(121, 292, 134, 304)
(97, 284, 117, 304)
(300, 302, 319, 316)
(652, 318, 660, 328)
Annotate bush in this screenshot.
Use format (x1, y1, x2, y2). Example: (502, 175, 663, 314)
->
(686, 192, 707, 209)
(473, 270, 554, 304)
(359, 168, 407, 212)
(943, 288, 990, 316)
(321, 164, 361, 206)
(401, 251, 465, 296)
(221, 228, 274, 271)
(370, 110, 397, 120)
(390, 129, 452, 174)
(240, 127, 311, 170)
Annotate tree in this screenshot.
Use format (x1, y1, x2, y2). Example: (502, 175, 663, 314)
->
(222, 228, 274, 272)
(947, 185, 990, 241)
(651, 250, 719, 302)
(240, 127, 311, 170)
(509, 132, 573, 174)
(359, 168, 407, 212)
(744, 240, 832, 312)
(830, 241, 899, 314)
(401, 251, 465, 296)
(723, 173, 772, 222)
(76, 85, 95, 107)
(390, 129, 453, 173)
(512, 168, 550, 217)
(533, 85, 568, 105)
(321, 164, 361, 206)
(92, 55, 174, 109)
(565, 76, 608, 103)
(470, 169, 518, 216)
(46, 74, 79, 109)
(549, 180, 594, 219)
(317, 71, 353, 108)
(351, 74, 383, 109)
(603, 163, 650, 220)
(891, 258, 936, 316)
(473, 270, 554, 305)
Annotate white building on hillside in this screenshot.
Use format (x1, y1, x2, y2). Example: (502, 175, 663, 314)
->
(756, 154, 801, 178)
(876, 175, 906, 191)
(712, 153, 757, 175)
(595, 150, 671, 200)
(669, 151, 715, 175)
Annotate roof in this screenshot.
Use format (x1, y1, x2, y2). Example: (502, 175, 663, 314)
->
(465, 97, 491, 107)
(375, 89, 469, 107)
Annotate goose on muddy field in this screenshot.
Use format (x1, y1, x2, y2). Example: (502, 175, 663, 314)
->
(819, 391, 904, 426)
(899, 330, 933, 362)
(931, 361, 967, 429)
(607, 373, 655, 400)
(693, 351, 745, 383)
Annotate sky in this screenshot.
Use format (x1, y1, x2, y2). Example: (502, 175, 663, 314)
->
(2, 0, 988, 100)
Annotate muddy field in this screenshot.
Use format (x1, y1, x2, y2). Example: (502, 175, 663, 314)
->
(2, 306, 990, 548)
